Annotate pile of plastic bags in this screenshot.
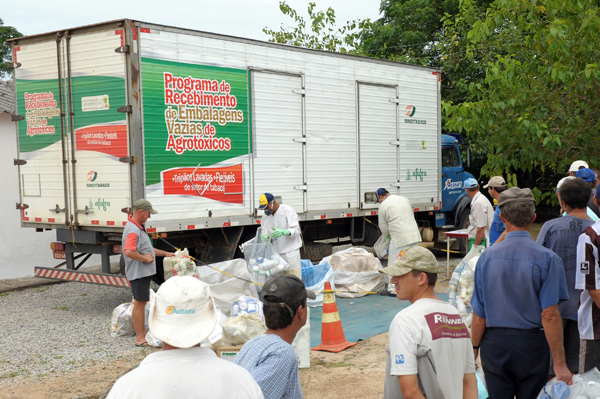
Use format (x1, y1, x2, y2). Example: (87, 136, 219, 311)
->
(537, 368, 600, 398)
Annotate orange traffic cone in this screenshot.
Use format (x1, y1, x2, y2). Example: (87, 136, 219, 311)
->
(312, 281, 357, 353)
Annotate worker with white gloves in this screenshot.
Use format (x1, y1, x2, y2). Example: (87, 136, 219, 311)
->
(258, 193, 303, 278)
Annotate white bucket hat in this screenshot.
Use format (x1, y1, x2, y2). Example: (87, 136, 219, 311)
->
(148, 276, 218, 348)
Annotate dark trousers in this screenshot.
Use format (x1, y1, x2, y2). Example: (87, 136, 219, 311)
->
(481, 327, 549, 399)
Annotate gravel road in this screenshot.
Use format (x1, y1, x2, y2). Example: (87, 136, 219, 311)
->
(0, 281, 140, 384)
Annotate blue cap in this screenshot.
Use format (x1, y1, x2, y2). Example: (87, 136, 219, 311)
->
(464, 178, 478, 189)
(375, 188, 389, 201)
(258, 193, 274, 210)
(576, 168, 596, 183)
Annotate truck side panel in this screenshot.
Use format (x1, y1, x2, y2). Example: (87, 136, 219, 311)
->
(136, 25, 442, 228)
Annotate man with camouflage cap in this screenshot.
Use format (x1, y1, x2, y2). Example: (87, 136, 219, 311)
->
(380, 246, 477, 399)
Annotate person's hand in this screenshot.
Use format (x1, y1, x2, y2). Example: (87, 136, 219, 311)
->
(261, 232, 270, 242)
(272, 228, 290, 239)
(143, 253, 154, 263)
(554, 363, 573, 385)
(473, 348, 479, 362)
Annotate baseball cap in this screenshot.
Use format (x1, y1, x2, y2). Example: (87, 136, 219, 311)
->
(133, 199, 158, 214)
(148, 276, 218, 348)
(569, 160, 589, 173)
(556, 176, 575, 193)
(483, 176, 506, 189)
(258, 193, 274, 210)
(260, 275, 316, 317)
(375, 188, 389, 201)
(576, 168, 596, 183)
(379, 246, 440, 277)
(464, 178, 478, 189)
(497, 187, 535, 207)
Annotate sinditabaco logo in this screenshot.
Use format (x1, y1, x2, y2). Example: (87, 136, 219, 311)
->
(443, 179, 463, 191)
(86, 171, 110, 188)
(166, 305, 196, 315)
(87, 171, 98, 182)
(404, 104, 427, 125)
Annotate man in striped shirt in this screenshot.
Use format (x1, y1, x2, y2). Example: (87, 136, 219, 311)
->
(576, 183, 600, 372)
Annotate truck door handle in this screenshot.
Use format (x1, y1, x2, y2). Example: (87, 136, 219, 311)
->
(442, 174, 448, 178)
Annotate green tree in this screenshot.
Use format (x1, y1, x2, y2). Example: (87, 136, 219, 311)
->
(442, 0, 600, 202)
(0, 18, 22, 79)
(263, 1, 371, 54)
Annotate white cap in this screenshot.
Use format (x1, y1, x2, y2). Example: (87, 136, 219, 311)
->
(569, 160, 589, 173)
(148, 276, 218, 348)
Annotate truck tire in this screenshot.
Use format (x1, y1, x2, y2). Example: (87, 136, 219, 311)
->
(301, 243, 333, 263)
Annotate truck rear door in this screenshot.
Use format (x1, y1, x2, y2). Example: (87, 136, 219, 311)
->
(14, 27, 132, 229)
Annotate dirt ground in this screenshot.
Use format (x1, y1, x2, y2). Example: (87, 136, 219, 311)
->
(3, 282, 452, 399)
(1, 334, 391, 399)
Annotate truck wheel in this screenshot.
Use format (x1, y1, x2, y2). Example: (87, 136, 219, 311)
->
(301, 243, 333, 263)
(457, 209, 470, 255)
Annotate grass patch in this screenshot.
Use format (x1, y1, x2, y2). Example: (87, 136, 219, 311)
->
(51, 305, 69, 311)
(37, 286, 50, 293)
(0, 292, 9, 297)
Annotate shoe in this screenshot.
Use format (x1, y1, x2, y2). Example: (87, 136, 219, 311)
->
(135, 342, 150, 347)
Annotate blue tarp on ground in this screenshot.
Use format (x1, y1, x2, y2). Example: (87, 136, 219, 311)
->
(309, 293, 449, 348)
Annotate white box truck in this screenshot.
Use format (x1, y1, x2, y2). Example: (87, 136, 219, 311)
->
(8, 20, 473, 286)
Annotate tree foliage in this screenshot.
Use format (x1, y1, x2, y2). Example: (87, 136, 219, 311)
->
(442, 0, 600, 201)
(0, 18, 22, 79)
(263, 1, 371, 54)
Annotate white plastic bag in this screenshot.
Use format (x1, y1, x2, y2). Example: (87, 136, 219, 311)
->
(169, 248, 199, 279)
(197, 259, 259, 316)
(326, 248, 385, 298)
(145, 330, 162, 347)
(242, 228, 290, 284)
(537, 368, 600, 398)
(110, 302, 135, 337)
(222, 313, 267, 346)
(448, 244, 484, 327)
(374, 235, 390, 259)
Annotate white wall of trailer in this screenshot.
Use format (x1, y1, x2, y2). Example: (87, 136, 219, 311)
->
(0, 111, 55, 278)
(138, 24, 441, 227)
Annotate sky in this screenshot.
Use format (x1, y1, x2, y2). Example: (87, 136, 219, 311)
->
(3, 0, 382, 41)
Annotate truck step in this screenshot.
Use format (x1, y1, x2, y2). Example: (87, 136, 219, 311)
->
(34, 267, 130, 288)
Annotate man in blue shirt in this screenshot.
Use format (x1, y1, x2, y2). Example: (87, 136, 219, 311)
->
(235, 275, 315, 399)
(471, 187, 571, 399)
(483, 176, 508, 246)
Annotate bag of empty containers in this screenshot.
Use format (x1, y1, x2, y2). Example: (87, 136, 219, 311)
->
(324, 248, 385, 298)
(301, 259, 335, 307)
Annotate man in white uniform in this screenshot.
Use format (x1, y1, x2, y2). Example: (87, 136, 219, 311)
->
(107, 276, 263, 399)
(258, 193, 303, 278)
(380, 246, 477, 399)
(376, 188, 421, 263)
(464, 178, 494, 248)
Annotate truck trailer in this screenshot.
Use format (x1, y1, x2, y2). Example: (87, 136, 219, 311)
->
(8, 19, 473, 286)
